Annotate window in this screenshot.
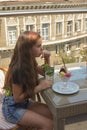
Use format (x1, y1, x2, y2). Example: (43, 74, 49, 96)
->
(66, 44, 71, 53)
(67, 21, 73, 36)
(76, 42, 80, 50)
(85, 37, 87, 43)
(56, 22, 62, 35)
(55, 44, 60, 54)
(85, 18, 87, 31)
(26, 25, 35, 31)
(42, 23, 49, 40)
(55, 44, 65, 54)
(7, 26, 17, 44)
(75, 19, 81, 32)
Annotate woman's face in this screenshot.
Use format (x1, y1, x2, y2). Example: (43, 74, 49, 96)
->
(31, 38, 43, 57)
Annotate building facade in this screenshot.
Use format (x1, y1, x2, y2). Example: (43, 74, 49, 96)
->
(0, 0, 87, 67)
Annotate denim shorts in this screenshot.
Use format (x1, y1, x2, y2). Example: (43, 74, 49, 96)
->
(2, 96, 30, 124)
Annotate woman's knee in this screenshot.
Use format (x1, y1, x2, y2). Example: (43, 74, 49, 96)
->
(42, 119, 53, 130)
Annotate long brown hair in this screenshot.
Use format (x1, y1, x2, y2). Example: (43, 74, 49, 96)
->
(4, 31, 41, 99)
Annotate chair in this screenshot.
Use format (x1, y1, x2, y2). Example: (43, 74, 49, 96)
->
(0, 67, 18, 130)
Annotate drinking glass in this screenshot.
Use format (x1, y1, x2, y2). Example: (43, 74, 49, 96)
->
(61, 76, 70, 89)
(45, 66, 54, 83)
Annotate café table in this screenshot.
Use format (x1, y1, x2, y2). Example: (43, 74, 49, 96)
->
(41, 76, 87, 130)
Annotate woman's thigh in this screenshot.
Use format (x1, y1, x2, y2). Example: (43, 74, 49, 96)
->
(28, 101, 53, 119)
(18, 109, 53, 130)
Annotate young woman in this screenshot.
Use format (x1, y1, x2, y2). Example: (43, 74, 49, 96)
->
(2, 31, 53, 130)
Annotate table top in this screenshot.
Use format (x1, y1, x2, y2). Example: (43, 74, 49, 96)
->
(41, 78, 87, 118)
(42, 75, 87, 105)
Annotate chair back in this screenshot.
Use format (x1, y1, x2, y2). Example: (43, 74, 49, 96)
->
(0, 67, 17, 130)
(0, 67, 7, 103)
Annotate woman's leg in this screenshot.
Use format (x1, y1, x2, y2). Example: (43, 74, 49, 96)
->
(18, 102, 53, 130)
(28, 102, 53, 119)
(18, 109, 53, 130)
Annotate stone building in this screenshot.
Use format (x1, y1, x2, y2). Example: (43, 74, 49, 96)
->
(0, 0, 87, 67)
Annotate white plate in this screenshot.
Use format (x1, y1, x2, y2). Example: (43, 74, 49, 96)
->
(52, 82, 79, 95)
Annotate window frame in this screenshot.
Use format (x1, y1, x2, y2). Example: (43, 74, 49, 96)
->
(7, 26, 17, 45)
(41, 23, 49, 41)
(67, 21, 73, 36)
(56, 22, 62, 35)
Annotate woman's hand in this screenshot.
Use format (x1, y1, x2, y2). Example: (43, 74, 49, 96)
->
(40, 79, 52, 89)
(41, 50, 51, 65)
(34, 79, 52, 93)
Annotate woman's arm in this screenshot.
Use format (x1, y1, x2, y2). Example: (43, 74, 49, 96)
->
(34, 79, 52, 94)
(12, 79, 52, 102)
(12, 84, 29, 103)
(41, 50, 51, 65)
(37, 50, 51, 76)
(37, 65, 45, 76)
